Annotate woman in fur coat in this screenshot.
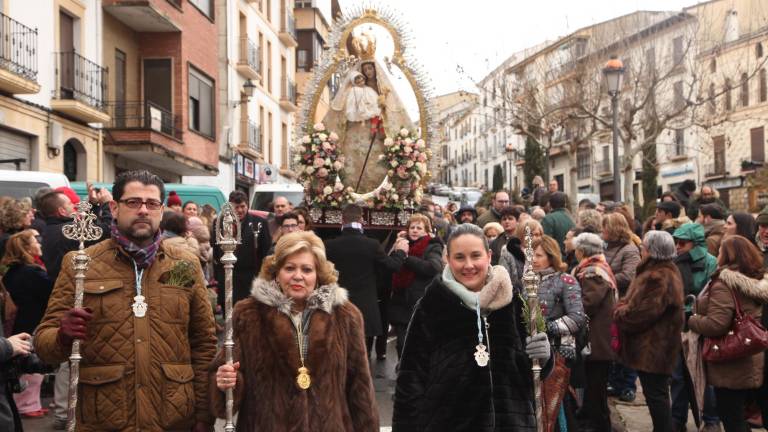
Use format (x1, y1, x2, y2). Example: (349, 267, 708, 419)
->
(688, 235, 768, 432)
(211, 231, 379, 431)
(392, 223, 552, 432)
(613, 230, 684, 432)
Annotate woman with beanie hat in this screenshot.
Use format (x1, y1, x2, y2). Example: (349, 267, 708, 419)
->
(166, 190, 182, 212)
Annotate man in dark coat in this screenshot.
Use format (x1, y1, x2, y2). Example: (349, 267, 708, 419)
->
(489, 206, 521, 266)
(325, 204, 407, 352)
(212, 190, 271, 307)
(672, 179, 696, 213)
(541, 192, 574, 256)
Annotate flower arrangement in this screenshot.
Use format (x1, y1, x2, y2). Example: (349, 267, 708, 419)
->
(375, 127, 430, 209)
(295, 123, 354, 208)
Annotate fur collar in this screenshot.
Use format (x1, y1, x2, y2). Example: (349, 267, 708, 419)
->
(441, 265, 514, 313)
(718, 269, 768, 303)
(250, 277, 348, 315)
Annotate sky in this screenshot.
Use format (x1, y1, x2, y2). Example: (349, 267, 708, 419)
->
(337, 0, 702, 96)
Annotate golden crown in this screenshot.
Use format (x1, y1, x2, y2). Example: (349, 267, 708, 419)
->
(350, 31, 377, 61)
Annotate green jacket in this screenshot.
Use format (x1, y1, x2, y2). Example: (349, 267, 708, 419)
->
(541, 208, 575, 255)
(673, 223, 717, 313)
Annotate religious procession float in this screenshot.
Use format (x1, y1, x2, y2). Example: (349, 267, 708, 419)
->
(294, 5, 435, 234)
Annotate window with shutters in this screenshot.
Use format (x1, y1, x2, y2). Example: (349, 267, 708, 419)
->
(713, 135, 725, 175)
(673, 36, 684, 67)
(577, 148, 590, 179)
(674, 81, 684, 109)
(188, 66, 214, 138)
(760, 69, 767, 103)
(724, 79, 732, 111)
(751, 127, 765, 163)
(757, 42, 764, 59)
(740, 73, 749, 107)
(709, 83, 717, 113)
(674, 129, 685, 156)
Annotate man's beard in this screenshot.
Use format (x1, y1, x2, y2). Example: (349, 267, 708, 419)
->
(121, 220, 157, 244)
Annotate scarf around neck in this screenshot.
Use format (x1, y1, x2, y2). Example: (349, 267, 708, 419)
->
(110, 221, 161, 269)
(441, 265, 513, 313)
(392, 235, 432, 291)
(574, 254, 617, 290)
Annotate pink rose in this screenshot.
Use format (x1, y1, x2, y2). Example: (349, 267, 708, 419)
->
(322, 142, 333, 151)
(317, 167, 329, 178)
(314, 123, 326, 131)
(329, 132, 339, 142)
(418, 153, 427, 162)
(313, 158, 325, 168)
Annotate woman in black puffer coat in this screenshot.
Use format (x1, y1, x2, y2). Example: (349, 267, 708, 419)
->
(393, 224, 552, 432)
(389, 214, 443, 358)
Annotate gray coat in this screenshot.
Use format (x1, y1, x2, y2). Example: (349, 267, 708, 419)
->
(535, 269, 587, 359)
(604, 241, 641, 296)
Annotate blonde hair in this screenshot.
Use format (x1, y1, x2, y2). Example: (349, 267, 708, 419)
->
(483, 222, 504, 238)
(533, 235, 567, 272)
(602, 212, 632, 244)
(515, 219, 543, 242)
(258, 231, 338, 285)
(408, 213, 432, 234)
(1, 198, 31, 232)
(0, 229, 39, 268)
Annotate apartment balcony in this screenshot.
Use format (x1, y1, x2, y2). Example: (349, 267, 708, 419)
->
(594, 159, 611, 177)
(51, 51, 110, 123)
(279, 11, 298, 47)
(280, 77, 297, 111)
(102, 0, 181, 32)
(703, 162, 727, 178)
(0, 12, 39, 94)
(238, 119, 262, 159)
(236, 37, 260, 81)
(104, 100, 214, 175)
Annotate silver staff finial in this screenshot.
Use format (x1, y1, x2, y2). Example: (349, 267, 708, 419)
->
(62, 201, 103, 249)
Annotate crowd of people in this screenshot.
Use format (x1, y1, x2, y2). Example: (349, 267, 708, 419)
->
(0, 171, 766, 432)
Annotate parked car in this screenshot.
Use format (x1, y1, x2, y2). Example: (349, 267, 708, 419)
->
(461, 190, 483, 207)
(250, 182, 304, 212)
(433, 185, 451, 196)
(70, 182, 227, 211)
(0, 170, 70, 198)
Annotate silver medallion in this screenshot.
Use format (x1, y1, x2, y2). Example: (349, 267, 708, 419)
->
(474, 343, 490, 367)
(132, 295, 148, 318)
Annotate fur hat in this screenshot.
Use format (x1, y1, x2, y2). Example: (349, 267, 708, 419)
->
(166, 191, 182, 207)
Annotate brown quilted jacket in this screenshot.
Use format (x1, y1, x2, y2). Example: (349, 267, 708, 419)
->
(34, 239, 218, 431)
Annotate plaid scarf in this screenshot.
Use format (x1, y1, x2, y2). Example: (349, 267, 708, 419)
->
(110, 221, 161, 269)
(573, 254, 617, 291)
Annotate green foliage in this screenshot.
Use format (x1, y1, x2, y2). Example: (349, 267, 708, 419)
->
(519, 292, 547, 334)
(523, 136, 546, 188)
(492, 165, 504, 192)
(641, 142, 659, 220)
(165, 261, 196, 287)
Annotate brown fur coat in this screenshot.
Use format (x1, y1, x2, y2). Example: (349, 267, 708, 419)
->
(613, 259, 684, 375)
(209, 278, 379, 431)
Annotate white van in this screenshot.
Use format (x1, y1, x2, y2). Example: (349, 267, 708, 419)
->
(0, 170, 70, 199)
(251, 183, 304, 211)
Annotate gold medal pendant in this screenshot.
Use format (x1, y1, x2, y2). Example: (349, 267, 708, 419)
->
(296, 366, 311, 390)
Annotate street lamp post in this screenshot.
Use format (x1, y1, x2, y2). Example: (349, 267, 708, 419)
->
(603, 56, 625, 202)
(505, 143, 515, 193)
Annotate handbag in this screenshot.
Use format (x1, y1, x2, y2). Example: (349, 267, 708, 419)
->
(702, 286, 768, 363)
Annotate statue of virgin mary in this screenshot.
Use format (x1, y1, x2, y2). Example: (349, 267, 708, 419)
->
(322, 31, 414, 194)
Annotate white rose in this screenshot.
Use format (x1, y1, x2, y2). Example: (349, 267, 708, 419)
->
(329, 132, 339, 142)
(400, 128, 409, 137)
(302, 135, 311, 144)
(314, 123, 326, 131)
(323, 186, 333, 195)
(404, 138, 413, 145)
(406, 160, 415, 168)
(319, 133, 328, 141)
(390, 161, 398, 167)
(384, 138, 394, 146)
(305, 166, 315, 175)
(416, 139, 426, 149)
(391, 193, 399, 201)
(333, 161, 343, 170)
(378, 154, 385, 161)
(325, 158, 331, 166)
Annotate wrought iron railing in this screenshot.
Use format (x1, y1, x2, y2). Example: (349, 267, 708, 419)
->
(282, 11, 296, 40)
(53, 51, 108, 111)
(703, 162, 726, 177)
(106, 101, 181, 139)
(242, 120, 262, 154)
(0, 12, 37, 81)
(281, 77, 296, 105)
(594, 159, 611, 175)
(239, 37, 259, 72)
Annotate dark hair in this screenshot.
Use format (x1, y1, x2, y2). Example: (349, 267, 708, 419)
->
(37, 191, 67, 218)
(718, 235, 764, 279)
(33, 187, 53, 209)
(499, 206, 522, 220)
(578, 199, 597, 210)
(341, 204, 363, 224)
(700, 203, 725, 220)
(277, 212, 300, 226)
(293, 207, 312, 231)
(660, 191, 679, 202)
(113, 170, 165, 202)
(549, 192, 567, 209)
(729, 212, 757, 244)
(160, 210, 188, 235)
(228, 190, 249, 204)
(182, 201, 198, 210)
(657, 201, 681, 218)
(446, 223, 488, 254)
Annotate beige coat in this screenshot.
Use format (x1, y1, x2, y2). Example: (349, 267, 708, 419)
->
(35, 239, 217, 431)
(688, 269, 768, 390)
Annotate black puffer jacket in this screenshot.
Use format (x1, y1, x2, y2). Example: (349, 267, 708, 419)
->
(393, 278, 543, 432)
(388, 236, 443, 325)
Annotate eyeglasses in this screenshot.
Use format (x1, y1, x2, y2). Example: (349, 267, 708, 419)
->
(282, 223, 299, 231)
(119, 198, 163, 211)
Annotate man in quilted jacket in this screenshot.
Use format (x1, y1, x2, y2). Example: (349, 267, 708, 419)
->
(34, 170, 217, 432)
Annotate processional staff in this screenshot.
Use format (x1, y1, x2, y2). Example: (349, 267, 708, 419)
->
(522, 225, 544, 432)
(216, 203, 241, 432)
(61, 201, 103, 432)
